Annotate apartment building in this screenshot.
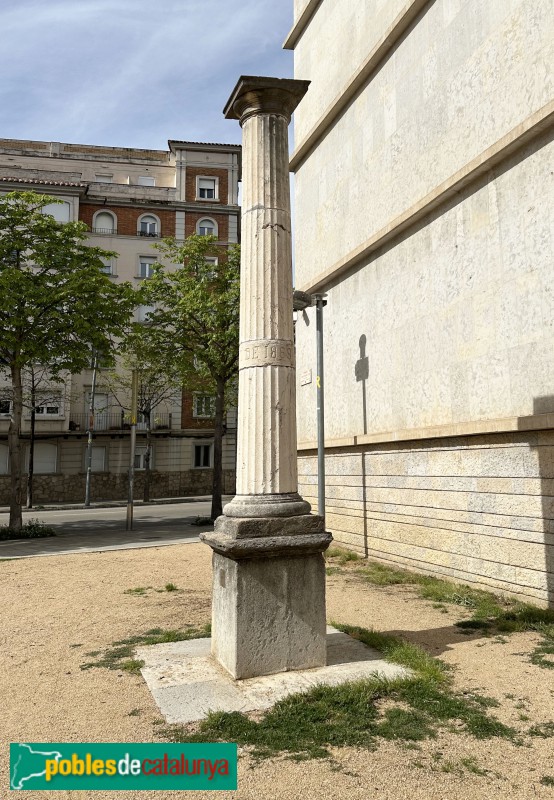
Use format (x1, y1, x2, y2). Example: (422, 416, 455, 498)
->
(0, 136, 241, 504)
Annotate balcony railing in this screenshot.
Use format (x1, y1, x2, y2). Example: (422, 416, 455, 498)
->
(68, 413, 172, 432)
(92, 227, 117, 235)
(137, 230, 160, 238)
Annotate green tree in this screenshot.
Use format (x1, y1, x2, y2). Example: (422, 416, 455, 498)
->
(0, 191, 135, 529)
(140, 234, 240, 520)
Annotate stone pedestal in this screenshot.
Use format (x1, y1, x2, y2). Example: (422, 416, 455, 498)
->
(202, 76, 331, 680)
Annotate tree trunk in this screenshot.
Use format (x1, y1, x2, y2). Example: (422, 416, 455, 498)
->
(143, 411, 152, 503)
(8, 364, 23, 530)
(211, 380, 225, 521)
(26, 378, 36, 509)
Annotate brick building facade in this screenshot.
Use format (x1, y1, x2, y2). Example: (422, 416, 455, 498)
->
(0, 137, 241, 504)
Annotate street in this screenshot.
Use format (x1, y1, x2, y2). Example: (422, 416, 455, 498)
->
(0, 498, 227, 558)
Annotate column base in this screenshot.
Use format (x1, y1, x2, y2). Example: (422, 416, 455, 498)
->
(201, 514, 332, 679)
(223, 492, 311, 518)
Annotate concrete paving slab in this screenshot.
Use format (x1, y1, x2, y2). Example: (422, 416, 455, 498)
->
(137, 626, 410, 724)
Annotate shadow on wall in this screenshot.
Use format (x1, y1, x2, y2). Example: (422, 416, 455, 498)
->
(355, 334, 370, 556)
(520, 396, 554, 609)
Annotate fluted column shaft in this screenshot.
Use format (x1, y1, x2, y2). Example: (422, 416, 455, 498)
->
(222, 77, 312, 519)
(236, 111, 296, 496)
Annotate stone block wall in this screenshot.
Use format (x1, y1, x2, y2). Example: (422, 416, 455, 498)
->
(0, 469, 236, 506)
(299, 431, 554, 606)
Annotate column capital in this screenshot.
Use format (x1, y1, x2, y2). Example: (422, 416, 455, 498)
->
(223, 75, 310, 125)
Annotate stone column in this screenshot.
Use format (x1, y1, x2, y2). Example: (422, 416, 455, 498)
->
(201, 76, 332, 680)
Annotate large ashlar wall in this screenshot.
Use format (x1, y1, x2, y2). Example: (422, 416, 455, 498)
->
(290, 0, 554, 605)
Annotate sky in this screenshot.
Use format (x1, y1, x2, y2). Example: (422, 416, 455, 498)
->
(0, 0, 295, 149)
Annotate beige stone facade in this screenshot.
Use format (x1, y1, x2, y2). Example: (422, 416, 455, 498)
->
(288, 0, 554, 604)
(0, 137, 241, 503)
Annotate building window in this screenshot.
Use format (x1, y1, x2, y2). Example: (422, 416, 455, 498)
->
(88, 446, 106, 472)
(42, 201, 71, 223)
(94, 174, 113, 183)
(193, 394, 215, 418)
(134, 445, 152, 470)
(138, 176, 156, 186)
(197, 177, 218, 200)
(0, 443, 8, 474)
(138, 256, 157, 279)
(92, 210, 117, 234)
(138, 214, 159, 237)
(31, 393, 64, 418)
(100, 257, 115, 275)
(197, 218, 217, 237)
(28, 442, 57, 474)
(194, 443, 212, 468)
(137, 305, 155, 324)
(0, 399, 11, 416)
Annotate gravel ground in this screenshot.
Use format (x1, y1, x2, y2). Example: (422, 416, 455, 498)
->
(1, 543, 553, 799)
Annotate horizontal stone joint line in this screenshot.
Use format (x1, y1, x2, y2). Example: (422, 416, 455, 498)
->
(327, 510, 552, 546)
(350, 547, 552, 595)
(317, 501, 552, 529)
(329, 531, 552, 576)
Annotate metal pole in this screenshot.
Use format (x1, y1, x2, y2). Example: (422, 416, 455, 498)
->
(84, 352, 98, 508)
(126, 369, 139, 530)
(315, 294, 326, 522)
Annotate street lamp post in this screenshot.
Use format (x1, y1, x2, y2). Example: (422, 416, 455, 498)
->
(126, 369, 139, 531)
(293, 290, 327, 522)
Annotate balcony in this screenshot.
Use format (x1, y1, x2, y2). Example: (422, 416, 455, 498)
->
(68, 412, 173, 432)
(92, 227, 117, 235)
(137, 230, 161, 238)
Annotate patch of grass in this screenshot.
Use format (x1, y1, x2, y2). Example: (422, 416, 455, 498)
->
(528, 722, 554, 738)
(460, 756, 488, 776)
(125, 583, 181, 596)
(466, 694, 500, 708)
(325, 567, 341, 576)
(347, 557, 508, 620)
(127, 708, 142, 717)
(457, 606, 554, 670)
(336, 557, 554, 670)
(334, 623, 449, 685)
(123, 586, 151, 596)
(541, 776, 554, 787)
(375, 706, 435, 741)
(159, 624, 515, 761)
(120, 659, 144, 674)
(530, 628, 554, 670)
(326, 547, 360, 565)
(80, 624, 211, 672)
(355, 561, 414, 586)
(0, 519, 56, 540)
